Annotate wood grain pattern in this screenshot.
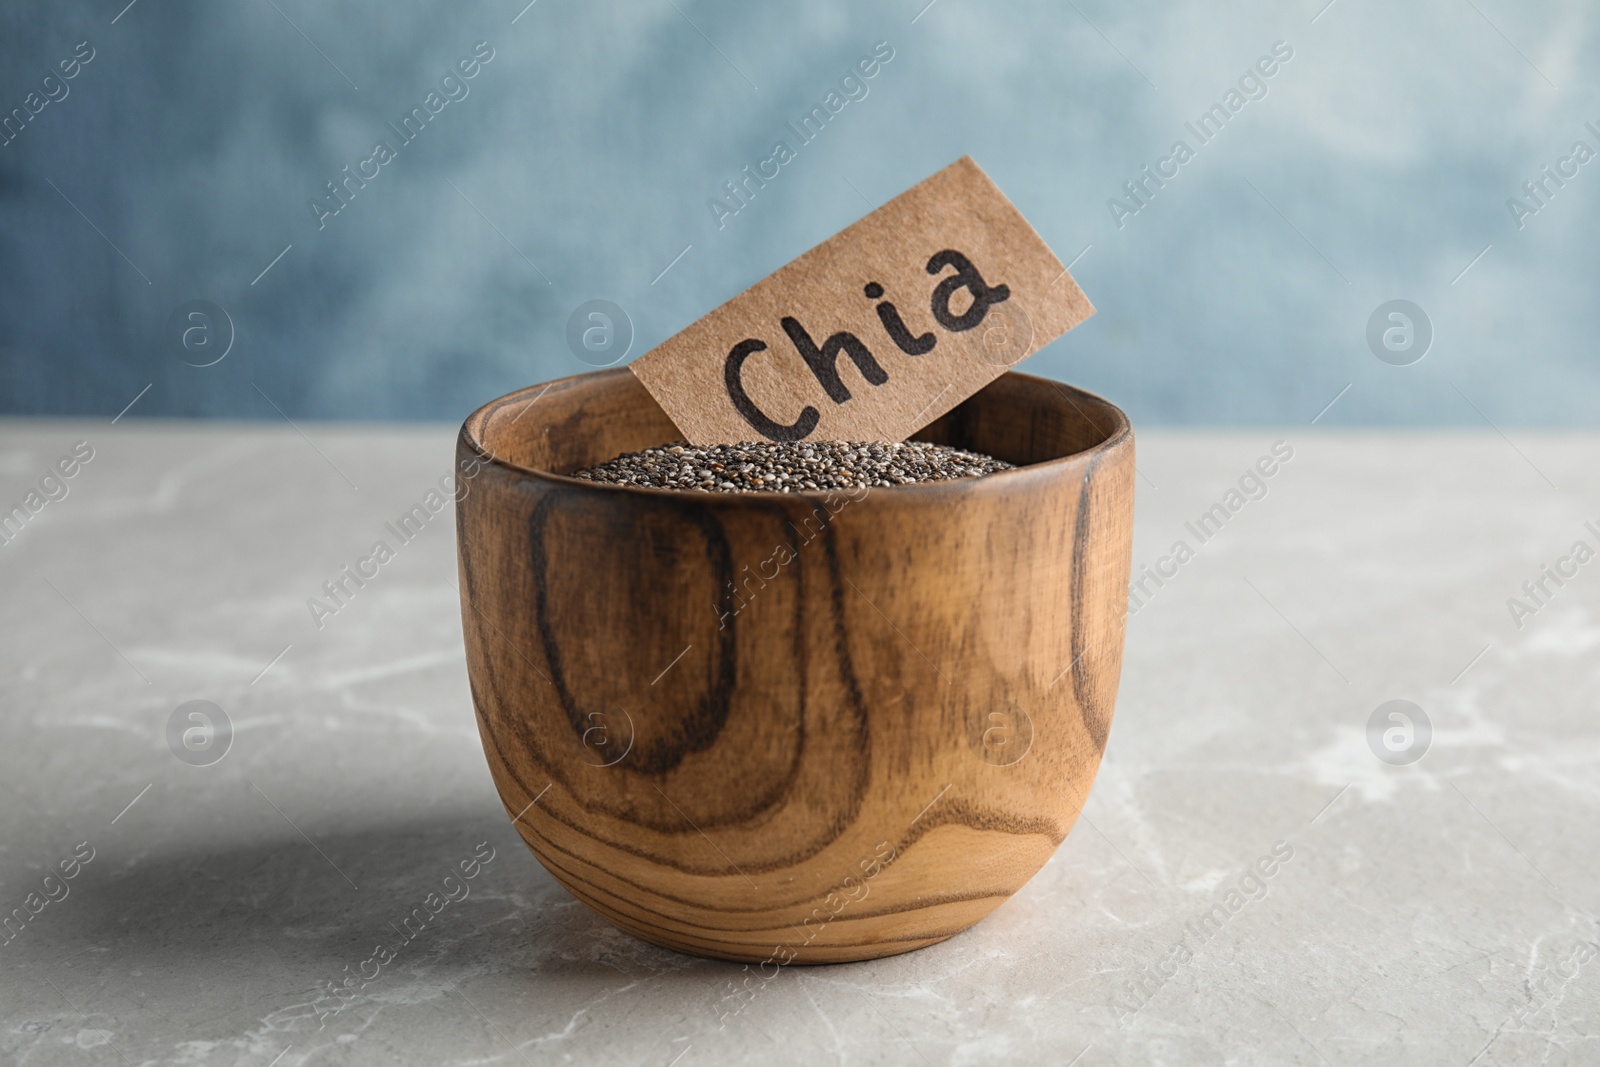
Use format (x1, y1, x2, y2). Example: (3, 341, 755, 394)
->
(455, 368, 1134, 963)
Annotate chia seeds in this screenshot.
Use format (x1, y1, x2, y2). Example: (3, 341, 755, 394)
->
(572, 440, 1014, 493)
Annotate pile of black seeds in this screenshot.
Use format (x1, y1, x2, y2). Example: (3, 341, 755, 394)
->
(572, 440, 1014, 492)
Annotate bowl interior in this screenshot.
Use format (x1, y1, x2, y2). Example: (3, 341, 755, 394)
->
(467, 367, 1127, 477)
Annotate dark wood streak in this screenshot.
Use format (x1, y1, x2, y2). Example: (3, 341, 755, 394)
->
(898, 796, 1068, 851)
(457, 483, 564, 822)
(550, 864, 1009, 948)
(576, 894, 962, 962)
(477, 490, 873, 869)
(816, 519, 874, 842)
(467, 521, 877, 880)
(528, 487, 739, 776)
(1069, 448, 1111, 752)
(519, 827, 1016, 939)
(486, 757, 1062, 926)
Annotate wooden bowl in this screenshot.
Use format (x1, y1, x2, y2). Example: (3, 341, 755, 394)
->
(455, 368, 1134, 964)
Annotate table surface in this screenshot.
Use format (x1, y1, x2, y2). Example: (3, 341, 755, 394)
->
(1, 420, 1596, 1067)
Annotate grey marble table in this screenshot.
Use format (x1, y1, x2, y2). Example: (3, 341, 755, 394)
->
(1, 421, 1596, 1066)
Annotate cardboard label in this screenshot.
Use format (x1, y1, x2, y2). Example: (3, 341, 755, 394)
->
(630, 156, 1093, 444)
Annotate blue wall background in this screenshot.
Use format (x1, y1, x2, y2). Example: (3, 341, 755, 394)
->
(1, 0, 1595, 425)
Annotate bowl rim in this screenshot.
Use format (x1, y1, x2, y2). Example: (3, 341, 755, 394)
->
(458, 366, 1132, 501)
